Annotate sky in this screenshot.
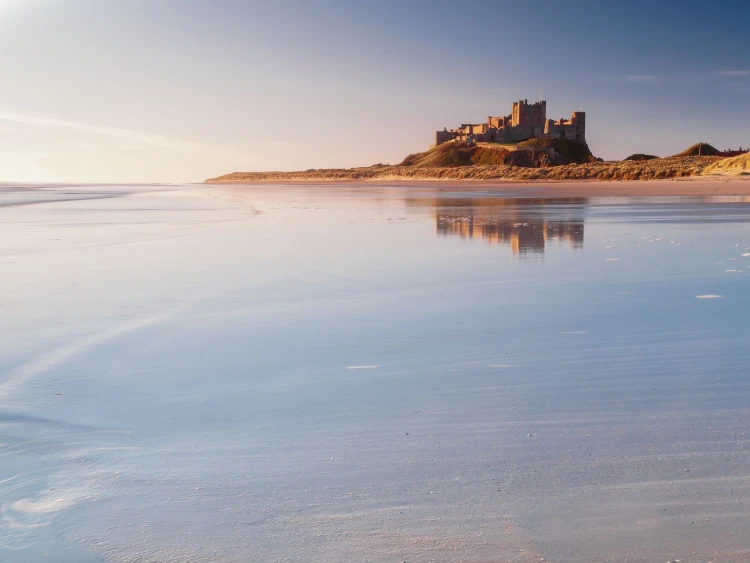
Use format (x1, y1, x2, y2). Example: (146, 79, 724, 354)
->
(0, 0, 749, 183)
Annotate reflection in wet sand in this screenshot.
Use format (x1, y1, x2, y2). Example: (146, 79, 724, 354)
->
(408, 197, 586, 255)
(5, 185, 750, 562)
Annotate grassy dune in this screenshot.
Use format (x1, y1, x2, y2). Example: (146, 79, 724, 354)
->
(674, 142, 720, 157)
(207, 156, 721, 183)
(703, 153, 750, 176)
(206, 140, 740, 183)
(400, 142, 511, 167)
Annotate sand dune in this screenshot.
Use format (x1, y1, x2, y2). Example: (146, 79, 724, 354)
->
(703, 153, 750, 176)
(207, 156, 722, 183)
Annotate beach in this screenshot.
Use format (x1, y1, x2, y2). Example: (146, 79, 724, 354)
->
(205, 175, 750, 198)
(2, 183, 750, 562)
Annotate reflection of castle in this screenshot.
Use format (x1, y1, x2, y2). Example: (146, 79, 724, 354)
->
(410, 197, 586, 255)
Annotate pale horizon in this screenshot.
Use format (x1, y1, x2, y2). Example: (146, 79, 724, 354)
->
(1, 0, 749, 183)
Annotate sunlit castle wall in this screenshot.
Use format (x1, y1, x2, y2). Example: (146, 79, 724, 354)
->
(511, 100, 547, 127)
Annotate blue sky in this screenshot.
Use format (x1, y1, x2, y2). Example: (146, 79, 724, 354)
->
(0, 0, 749, 182)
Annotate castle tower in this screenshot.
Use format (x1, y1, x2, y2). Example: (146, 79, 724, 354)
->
(511, 99, 547, 127)
(570, 111, 586, 142)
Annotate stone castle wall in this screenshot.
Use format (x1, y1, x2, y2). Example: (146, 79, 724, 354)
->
(511, 99, 546, 127)
(435, 99, 585, 147)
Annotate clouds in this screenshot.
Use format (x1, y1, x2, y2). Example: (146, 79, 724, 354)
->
(0, 108, 205, 152)
(610, 69, 750, 85)
(0, 107, 297, 153)
(0, 107, 258, 183)
(717, 70, 750, 90)
(621, 74, 664, 83)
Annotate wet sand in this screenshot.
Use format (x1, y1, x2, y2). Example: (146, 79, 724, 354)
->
(447, 176, 750, 197)
(2, 184, 750, 562)
(7, 176, 750, 199)
(207, 175, 750, 198)
(408, 176, 750, 197)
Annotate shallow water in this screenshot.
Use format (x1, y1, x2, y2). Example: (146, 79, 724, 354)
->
(2, 184, 750, 562)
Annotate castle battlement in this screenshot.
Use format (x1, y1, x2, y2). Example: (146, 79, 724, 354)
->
(435, 99, 585, 147)
(512, 99, 546, 127)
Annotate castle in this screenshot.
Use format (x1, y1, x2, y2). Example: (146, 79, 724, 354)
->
(435, 99, 586, 147)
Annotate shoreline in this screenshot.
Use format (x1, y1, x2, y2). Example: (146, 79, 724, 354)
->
(205, 155, 733, 185)
(206, 175, 750, 198)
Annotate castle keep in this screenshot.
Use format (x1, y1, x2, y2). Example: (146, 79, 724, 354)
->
(435, 99, 586, 147)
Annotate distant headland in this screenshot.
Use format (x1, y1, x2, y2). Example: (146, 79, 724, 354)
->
(206, 98, 749, 184)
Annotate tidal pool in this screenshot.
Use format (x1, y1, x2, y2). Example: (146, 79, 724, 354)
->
(1, 184, 750, 562)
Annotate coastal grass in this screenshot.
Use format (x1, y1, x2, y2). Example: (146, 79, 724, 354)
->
(400, 141, 510, 167)
(702, 152, 750, 176)
(399, 138, 593, 169)
(516, 137, 597, 164)
(207, 155, 721, 183)
(624, 153, 659, 161)
(206, 138, 742, 184)
(675, 142, 720, 157)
